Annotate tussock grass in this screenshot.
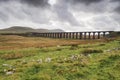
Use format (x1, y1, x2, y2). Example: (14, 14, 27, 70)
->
(0, 52, 36, 60)
(81, 48, 103, 56)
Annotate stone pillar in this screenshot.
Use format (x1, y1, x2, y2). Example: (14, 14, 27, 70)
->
(53, 33, 54, 38)
(53, 33, 55, 38)
(42, 33, 44, 37)
(57, 33, 59, 38)
(66, 33, 68, 39)
(58, 33, 60, 38)
(55, 33, 57, 38)
(88, 32, 91, 39)
(41, 33, 43, 37)
(43, 33, 44, 37)
(63, 32, 64, 38)
(52, 33, 54, 38)
(79, 32, 82, 39)
(69, 33, 71, 39)
(72, 32, 75, 39)
(93, 32, 95, 39)
(54, 33, 55, 38)
(48, 33, 50, 37)
(39, 33, 41, 37)
(46, 33, 47, 37)
(44, 33, 46, 37)
(76, 32, 78, 39)
(84, 32, 86, 39)
(49, 33, 51, 38)
(98, 32, 100, 39)
(70, 33, 72, 39)
(47, 33, 48, 37)
(51, 33, 53, 38)
(43, 33, 45, 37)
(45, 33, 47, 37)
(68, 32, 70, 39)
(58, 33, 59, 38)
(103, 32, 106, 37)
(55, 33, 58, 38)
(60, 33, 62, 38)
(50, 33, 52, 38)
(64, 32, 66, 38)
(108, 31, 113, 38)
(61, 33, 62, 38)
(46, 33, 48, 37)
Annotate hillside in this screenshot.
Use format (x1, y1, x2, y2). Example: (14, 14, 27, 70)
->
(0, 26, 64, 33)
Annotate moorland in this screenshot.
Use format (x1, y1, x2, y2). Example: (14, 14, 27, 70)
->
(0, 35, 120, 80)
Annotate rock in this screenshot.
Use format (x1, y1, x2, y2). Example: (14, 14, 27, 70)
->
(21, 60, 27, 64)
(45, 58, 51, 63)
(6, 71, 13, 75)
(57, 45, 60, 48)
(2, 64, 9, 67)
(36, 59, 42, 64)
(3, 69, 7, 72)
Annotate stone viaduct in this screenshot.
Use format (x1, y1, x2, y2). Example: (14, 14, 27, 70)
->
(28, 31, 113, 39)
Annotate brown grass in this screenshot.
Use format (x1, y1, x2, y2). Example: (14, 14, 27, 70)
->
(81, 48, 103, 56)
(0, 35, 107, 50)
(0, 52, 36, 60)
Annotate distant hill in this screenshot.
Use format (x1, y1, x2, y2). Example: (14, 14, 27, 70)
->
(0, 26, 64, 33)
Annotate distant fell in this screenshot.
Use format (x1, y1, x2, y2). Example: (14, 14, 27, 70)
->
(0, 26, 64, 33)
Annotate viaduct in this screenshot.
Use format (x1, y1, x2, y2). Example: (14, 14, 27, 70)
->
(27, 31, 114, 39)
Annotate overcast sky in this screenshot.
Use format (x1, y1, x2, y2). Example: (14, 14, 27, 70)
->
(0, 0, 120, 31)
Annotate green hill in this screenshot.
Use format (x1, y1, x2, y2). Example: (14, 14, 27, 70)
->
(0, 26, 64, 33)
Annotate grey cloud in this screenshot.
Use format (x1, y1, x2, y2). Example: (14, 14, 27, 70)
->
(0, 11, 8, 21)
(68, 0, 103, 5)
(110, 0, 120, 13)
(0, 0, 9, 2)
(111, 0, 120, 2)
(20, 0, 50, 7)
(115, 6, 120, 13)
(21, 6, 51, 24)
(111, 0, 120, 14)
(54, 0, 81, 26)
(0, 0, 50, 24)
(92, 14, 120, 31)
(111, 13, 120, 24)
(63, 0, 108, 13)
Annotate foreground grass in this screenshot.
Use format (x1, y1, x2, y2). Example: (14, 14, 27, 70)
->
(0, 35, 120, 80)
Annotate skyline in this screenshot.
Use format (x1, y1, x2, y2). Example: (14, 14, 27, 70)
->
(0, 0, 120, 31)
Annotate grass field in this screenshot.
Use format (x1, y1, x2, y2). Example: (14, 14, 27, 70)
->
(0, 35, 120, 80)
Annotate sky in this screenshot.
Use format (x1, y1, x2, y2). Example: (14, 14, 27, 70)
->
(0, 0, 120, 31)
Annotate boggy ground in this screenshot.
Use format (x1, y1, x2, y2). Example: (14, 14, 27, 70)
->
(0, 35, 120, 80)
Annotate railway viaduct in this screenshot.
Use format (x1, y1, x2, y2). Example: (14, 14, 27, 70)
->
(28, 31, 114, 39)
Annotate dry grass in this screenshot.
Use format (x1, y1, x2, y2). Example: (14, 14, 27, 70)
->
(0, 52, 36, 60)
(81, 48, 103, 56)
(0, 35, 107, 50)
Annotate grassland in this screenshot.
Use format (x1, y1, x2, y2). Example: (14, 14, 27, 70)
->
(0, 35, 120, 80)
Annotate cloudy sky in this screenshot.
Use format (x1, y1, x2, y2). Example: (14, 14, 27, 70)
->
(0, 0, 120, 31)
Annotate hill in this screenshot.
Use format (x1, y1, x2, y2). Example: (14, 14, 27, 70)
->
(0, 26, 64, 33)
